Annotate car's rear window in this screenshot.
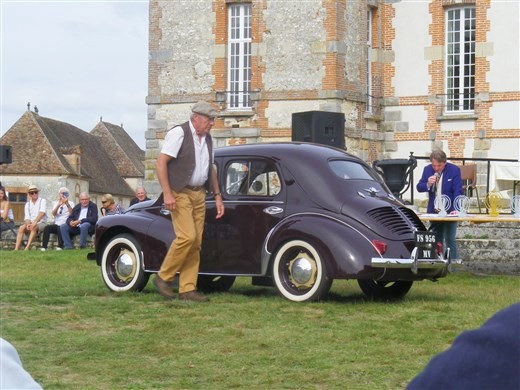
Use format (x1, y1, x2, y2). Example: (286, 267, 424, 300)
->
(329, 160, 376, 180)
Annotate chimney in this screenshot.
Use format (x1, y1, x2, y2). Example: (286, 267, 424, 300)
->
(61, 145, 82, 174)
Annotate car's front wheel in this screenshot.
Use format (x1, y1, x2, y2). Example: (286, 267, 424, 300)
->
(101, 234, 150, 292)
(197, 275, 236, 293)
(357, 279, 413, 300)
(272, 240, 332, 302)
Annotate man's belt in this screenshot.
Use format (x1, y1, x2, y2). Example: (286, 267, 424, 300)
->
(184, 185, 205, 192)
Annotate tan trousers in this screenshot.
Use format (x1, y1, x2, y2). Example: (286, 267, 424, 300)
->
(158, 188, 206, 293)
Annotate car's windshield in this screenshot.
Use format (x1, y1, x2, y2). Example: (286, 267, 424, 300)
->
(329, 159, 378, 181)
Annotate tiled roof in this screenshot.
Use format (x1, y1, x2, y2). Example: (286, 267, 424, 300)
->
(90, 121, 145, 177)
(0, 111, 135, 196)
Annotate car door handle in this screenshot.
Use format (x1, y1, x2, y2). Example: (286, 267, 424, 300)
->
(263, 206, 283, 215)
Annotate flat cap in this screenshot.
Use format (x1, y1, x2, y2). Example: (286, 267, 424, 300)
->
(191, 101, 219, 118)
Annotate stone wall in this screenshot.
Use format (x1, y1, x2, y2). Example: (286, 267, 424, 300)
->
(0, 227, 94, 250)
(145, 0, 379, 198)
(456, 221, 520, 276)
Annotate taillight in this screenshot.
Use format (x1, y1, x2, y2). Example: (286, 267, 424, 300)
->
(436, 242, 443, 255)
(372, 239, 388, 255)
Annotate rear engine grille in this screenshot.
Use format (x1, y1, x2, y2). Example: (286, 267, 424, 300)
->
(367, 206, 415, 235)
(399, 207, 426, 230)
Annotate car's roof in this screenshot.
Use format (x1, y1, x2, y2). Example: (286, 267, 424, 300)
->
(215, 142, 360, 162)
(215, 142, 379, 214)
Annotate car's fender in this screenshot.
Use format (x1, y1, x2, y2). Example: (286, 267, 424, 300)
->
(262, 212, 378, 278)
(94, 212, 157, 266)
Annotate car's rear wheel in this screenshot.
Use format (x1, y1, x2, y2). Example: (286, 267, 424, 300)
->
(272, 240, 332, 302)
(197, 275, 236, 293)
(357, 279, 413, 300)
(101, 234, 150, 292)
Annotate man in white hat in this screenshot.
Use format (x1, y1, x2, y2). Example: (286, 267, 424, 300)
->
(14, 185, 48, 251)
(154, 101, 225, 302)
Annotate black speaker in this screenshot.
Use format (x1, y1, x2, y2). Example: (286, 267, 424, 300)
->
(292, 111, 345, 149)
(0, 145, 12, 165)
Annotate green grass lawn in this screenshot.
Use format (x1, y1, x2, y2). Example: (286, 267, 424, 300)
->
(1, 249, 518, 389)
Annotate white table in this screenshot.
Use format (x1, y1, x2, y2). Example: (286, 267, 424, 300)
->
(489, 162, 520, 197)
(419, 213, 520, 224)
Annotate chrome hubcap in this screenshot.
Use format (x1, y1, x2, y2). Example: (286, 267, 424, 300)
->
(288, 252, 317, 289)
(115, 249, 136, 282)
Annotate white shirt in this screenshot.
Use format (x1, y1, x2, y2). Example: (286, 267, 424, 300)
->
(161, 120, 212, 187)
(24, 197, 47, 223)
(52, 200, 75, 226)
(79, 206, 89, 221)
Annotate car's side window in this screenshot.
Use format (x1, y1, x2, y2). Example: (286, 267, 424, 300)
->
(225, 160, 281, 196)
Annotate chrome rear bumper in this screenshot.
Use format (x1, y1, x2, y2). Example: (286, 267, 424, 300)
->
(371, 247, 454, 274)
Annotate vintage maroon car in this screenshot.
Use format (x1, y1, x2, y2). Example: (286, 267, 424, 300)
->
(89, 142, 452, 302)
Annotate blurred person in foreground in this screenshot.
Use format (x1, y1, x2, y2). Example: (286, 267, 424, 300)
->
(14, 185, 47, 251)
(0, 338, 42, 389)
(416, 149, 463, 261)
(407, 302, 520, 389)
(154, 101, 224, 302)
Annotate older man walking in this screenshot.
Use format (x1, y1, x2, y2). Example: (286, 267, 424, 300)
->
(154, 101, 225, 302)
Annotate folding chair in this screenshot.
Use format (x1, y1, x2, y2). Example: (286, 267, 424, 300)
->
(460, 164, 482, 213)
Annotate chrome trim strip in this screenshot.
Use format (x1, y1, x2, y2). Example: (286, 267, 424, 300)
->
(370, 257, 449, 269)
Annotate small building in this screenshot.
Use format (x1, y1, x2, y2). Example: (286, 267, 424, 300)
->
(0, 110, 144, 222)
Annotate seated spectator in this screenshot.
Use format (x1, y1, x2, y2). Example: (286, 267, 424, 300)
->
(15, 185, 48, 251)
(40, 187, 75, 251)
(0, 187, 15, 237)
(129, 186, 150, 206)
(100, 194, 125, 216)
(60, 192, 98, 249)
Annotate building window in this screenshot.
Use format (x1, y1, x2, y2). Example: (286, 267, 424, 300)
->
(445, 6, 475, 113)
(366, 8, 373, 113)
(227, 3, 252, 110)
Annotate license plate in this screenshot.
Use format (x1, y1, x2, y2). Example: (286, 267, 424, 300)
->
(415, 231, 437, 259)
(415, 231, 437, 245)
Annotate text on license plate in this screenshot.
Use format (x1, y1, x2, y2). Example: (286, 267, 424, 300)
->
(415, 231, 437, 244)
(414, 231, 437, 259)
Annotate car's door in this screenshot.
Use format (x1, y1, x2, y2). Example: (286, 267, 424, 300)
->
(201, 157, 286, 274)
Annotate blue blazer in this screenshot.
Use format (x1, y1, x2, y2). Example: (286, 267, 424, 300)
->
(416, 162, 463, 213)
(66, 201, 99, 227)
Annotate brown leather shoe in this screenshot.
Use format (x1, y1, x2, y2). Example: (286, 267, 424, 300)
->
(153, 275, 175, 299)
(179, 290, 209, 302)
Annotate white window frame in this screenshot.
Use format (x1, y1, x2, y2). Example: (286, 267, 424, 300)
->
(445, 6, 476, 113)
(227, 3, 252, 110)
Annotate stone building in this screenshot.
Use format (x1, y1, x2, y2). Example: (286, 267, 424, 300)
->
(145, 0, 519, 199)
(0, 110, 144, 222)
